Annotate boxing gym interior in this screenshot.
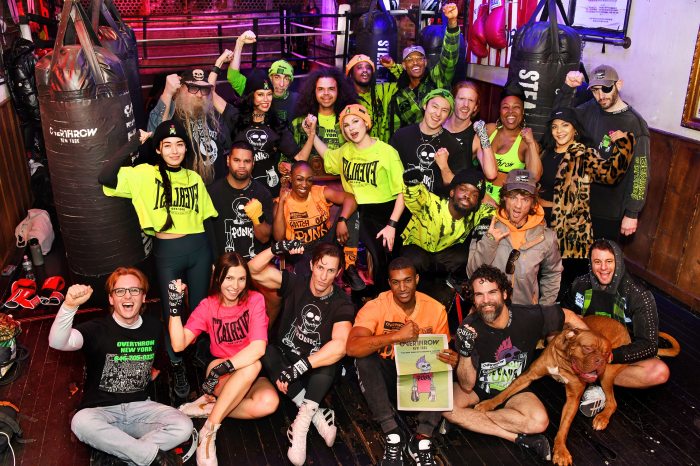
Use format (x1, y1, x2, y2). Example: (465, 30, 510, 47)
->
(0, 0, 699, 464)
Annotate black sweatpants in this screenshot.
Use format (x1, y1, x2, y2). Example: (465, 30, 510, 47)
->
(261, 344, 337, 403)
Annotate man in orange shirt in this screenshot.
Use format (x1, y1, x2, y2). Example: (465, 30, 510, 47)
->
(346, 257, 458, 466)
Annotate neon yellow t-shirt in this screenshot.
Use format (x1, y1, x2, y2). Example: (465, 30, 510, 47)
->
(323, 140, 404, 205)
(103, 164, 218, 236)
(318, 114, 342, 150)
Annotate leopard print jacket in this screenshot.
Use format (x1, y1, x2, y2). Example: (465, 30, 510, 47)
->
(551, 133, 635, 259)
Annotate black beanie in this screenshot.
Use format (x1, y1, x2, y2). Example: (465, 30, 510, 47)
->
(243, 70, 273, 96)
(450, 168, 486, 202)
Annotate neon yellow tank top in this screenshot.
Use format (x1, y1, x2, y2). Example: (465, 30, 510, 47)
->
(486, 129, 525, 204)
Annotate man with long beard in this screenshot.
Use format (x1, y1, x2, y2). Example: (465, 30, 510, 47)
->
(149, 56, 239, 184)
(443, 265, 586, 461)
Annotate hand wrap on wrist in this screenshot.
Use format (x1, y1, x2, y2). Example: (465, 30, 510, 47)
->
(168, 280, 184, 317)
(201, 360, 236, 394)
(244, 198, 265, 225)
(474, 120, 491, 149)
(277, 357, 310, 385)
(271, 239, 302, 255)
(402, 167, 423, 187)
(455, 325, 478, 357)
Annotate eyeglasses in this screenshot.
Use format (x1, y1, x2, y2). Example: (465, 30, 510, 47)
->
(185, 83, 212, 96)
(505, 249, 521, 274)
(112, 287, 144, 297)
(403, 56, 426, 65)
(590, 83, 616, 95)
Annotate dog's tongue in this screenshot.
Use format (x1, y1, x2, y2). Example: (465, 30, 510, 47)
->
(580, 371, 598, 383)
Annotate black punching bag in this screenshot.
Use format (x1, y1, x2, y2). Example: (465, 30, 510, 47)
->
(353, 0, 398, 81)
(91, 0, 145, 131)
(36, 0, 147, 277)
(507, 0, 581, 139)
(420, 23, 467, 87)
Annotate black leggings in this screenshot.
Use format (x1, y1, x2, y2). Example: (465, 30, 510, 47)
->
(154, 233, 212, 362)
(261, 344, 337, 403)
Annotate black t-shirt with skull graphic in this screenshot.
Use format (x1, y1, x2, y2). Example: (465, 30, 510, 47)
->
(233, 122, 300, 198)
(206, 177, 274, 259)
(175, 103, 238, 183)
(390, 123, 466, 198)
(275, 271, 354, 360)
(457, 304, 563, 401)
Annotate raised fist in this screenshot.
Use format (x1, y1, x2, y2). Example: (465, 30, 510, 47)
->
(403, 167, 424, 187)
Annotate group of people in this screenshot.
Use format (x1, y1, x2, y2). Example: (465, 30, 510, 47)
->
(45, 3, 669, 465)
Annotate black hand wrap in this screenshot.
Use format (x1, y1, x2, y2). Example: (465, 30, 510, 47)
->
(271, 239, 302, 255)
(201, 360, 235, 395)
(403, 167, 424, 187)
(455, 325, 478, 357)
(277, 357, 310, 385)
(168, 280, 184, 317)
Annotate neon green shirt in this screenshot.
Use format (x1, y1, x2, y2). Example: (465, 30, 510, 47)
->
(402, 183, 494, 252)
(324, 140, 404, 205)
(103, 164, 218, 236)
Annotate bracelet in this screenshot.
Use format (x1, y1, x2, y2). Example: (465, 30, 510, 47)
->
(211, 65, 222, 75)
(338, 216, 347, 223)
(387, 219, 398, 228)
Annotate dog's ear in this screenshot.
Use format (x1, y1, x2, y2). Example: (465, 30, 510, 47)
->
(553, 324, 580, 352)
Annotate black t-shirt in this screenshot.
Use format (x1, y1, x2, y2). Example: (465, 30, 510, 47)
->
(176, 103, 238, 182)
(75, 314, 162, 409)
(233, 122, 300, 197)
(275, 271, 354, 359)
(390, 124, 466, 197)
(207, 178, 273, 259)
(449, 124, 475, 163)
(539, 148, 565, 225)
(272, 92, 299, 125)
(460, 304, 563, 401)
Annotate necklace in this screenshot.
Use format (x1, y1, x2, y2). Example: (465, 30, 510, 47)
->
(253, 112, 265, 120)
(420, 127, 443, 144)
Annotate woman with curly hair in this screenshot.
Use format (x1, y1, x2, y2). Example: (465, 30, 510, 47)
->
(290, 67, 359, 175)
(538, 107, 634, 296)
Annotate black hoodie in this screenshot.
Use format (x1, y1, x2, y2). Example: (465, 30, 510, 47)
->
(562, 240, 659, 364)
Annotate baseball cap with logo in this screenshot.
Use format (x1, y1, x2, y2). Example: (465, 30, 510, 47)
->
(504, 169, 536, 195)
(402, 45, 426, 61)
(180, 68, 214, 87)
(589, 65, 619, 87)
(268, 60, 295, 81)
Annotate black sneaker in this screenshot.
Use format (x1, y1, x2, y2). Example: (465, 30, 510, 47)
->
(343, 265, 367, 291)
(406, 434, 437, 466)
(90, 449, 127, 465)
(515, 433, 552, 461)
(171, 362, 190, 399)
(150, 449, 183, 466)
(380, 432, 405, 465)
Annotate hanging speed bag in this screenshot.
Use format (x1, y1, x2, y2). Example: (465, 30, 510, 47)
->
(507, 0, 581, 140)
(353, 0, 398, 81)
(36, 0, 147, 277)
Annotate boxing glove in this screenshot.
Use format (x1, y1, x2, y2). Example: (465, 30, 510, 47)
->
(468, 3, 489, 58)
(485, 0, 508, 50)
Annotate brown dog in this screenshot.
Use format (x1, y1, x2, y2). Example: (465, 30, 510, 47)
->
(474, 316, 631, 466)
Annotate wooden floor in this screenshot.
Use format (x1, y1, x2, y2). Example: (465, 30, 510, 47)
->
(0, 240, 698, 465)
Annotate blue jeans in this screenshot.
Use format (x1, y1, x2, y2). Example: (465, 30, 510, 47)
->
(71, 400, 193, 466)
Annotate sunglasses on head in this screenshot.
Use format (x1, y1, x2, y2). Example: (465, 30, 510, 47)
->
(505, 249, 521, 275)
(185, 83, 212, 96)
(590, 83, 616, 94)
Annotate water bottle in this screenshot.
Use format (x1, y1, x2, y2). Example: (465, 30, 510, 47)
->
(29, 238, 44, 266)
(22, 255, 35, 281)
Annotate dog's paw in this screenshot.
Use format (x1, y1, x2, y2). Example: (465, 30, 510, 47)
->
(592, 412, 611, 430)
(552, 444, 573, 466)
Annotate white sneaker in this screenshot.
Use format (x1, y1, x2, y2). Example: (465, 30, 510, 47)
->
(579, 385, 606, 417)
(287, 401, 318, 466)
(179, 395, 215, 418)
(312, 407, 337, 447)
(196, 421, 220, 466)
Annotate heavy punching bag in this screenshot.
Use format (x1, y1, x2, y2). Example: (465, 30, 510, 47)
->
(352, 0, 398, 81)
(36, 0, 147, 277)
(507, 0, 581, 139)
(420, 22, 467, 87)
(91, 0, 145, 131)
